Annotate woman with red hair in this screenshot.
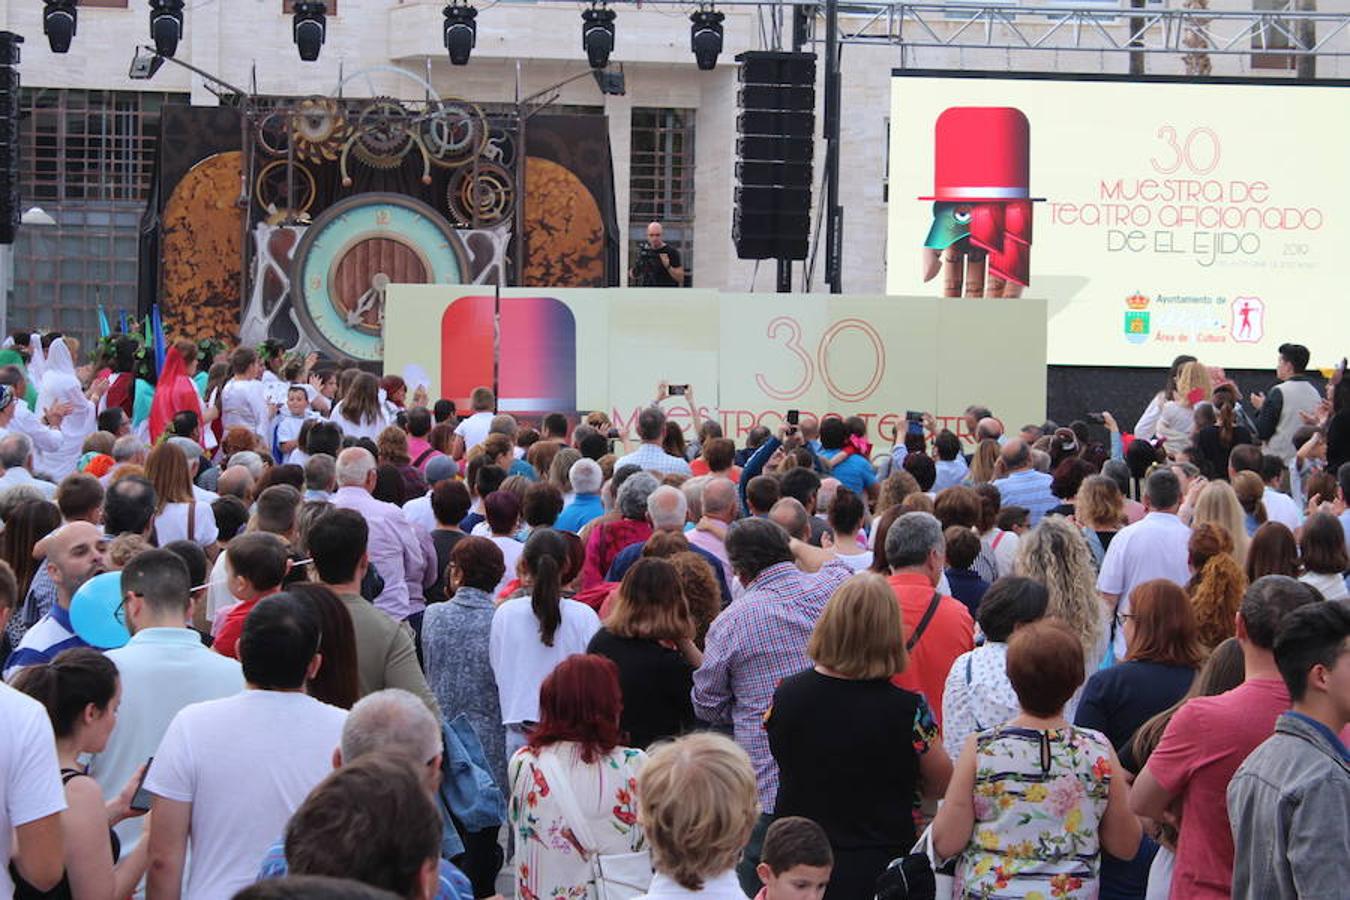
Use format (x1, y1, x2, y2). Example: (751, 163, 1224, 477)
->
(507, 654, 647, 899)
(148, 339, 209, 443)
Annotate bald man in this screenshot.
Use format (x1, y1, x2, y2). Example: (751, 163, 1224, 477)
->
(4, 521, 107, 679)
(688, 477, 740, 597)
(992, 438, 1057, 525)
(769, 497, 812, 543)
(629, 221, 685, 287)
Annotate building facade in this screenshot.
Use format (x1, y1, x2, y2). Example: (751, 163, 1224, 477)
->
(0, 0, 1344, 344)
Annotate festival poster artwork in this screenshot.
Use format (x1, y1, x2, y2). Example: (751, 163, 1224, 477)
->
(887, 74, 1346, 369)
(384, 286, 1048, 451)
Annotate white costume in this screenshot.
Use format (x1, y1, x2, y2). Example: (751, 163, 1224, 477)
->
(35, 338, 96, 480)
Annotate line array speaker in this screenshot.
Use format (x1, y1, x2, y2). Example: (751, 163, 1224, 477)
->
(733, 50, 815, 261)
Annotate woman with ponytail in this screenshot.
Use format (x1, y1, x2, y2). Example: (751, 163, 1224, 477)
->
(1186, 523, 1249, 649)
(1232, 471, 1268, 537)
(1192, 396, 1253, 480)
(10, 648, 150, 899)
(489, 528, 601, 756)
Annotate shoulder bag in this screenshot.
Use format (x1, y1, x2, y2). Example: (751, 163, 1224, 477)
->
(535, 749, 653, 900)
(906, 592, 943, 652)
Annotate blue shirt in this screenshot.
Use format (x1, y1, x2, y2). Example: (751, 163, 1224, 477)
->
(257, 839, 474, 900)
(607, 539, 733, 606)
(555, 493, 604, 534)
(933, 457, 970, 493)
(91, 627, 244, 852)
(829, 454, 878, 495)
(3, 601, 87, 681)
(993, 469, 1058, 525)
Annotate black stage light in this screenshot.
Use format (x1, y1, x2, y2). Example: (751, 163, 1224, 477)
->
(581, 5, 616, 70)
(293, 1, 328, 62)
(150, 0, 185, 58)
(443, 3, 477, 66)
(42, 0, 78, 54)
(690, 8, 725, 71)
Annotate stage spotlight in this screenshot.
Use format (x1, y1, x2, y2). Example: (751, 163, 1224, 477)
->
(42, 0, 78, 54)
(690, 8, 725, 71)
(581, 5, 616, 70)
(150, 0, 185, 58)
(292, 1, 328, 62)
(443, 3, 477, 66)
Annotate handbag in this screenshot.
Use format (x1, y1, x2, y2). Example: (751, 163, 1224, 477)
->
(535, 749, 653, 900)
(875, 827, 954, 900)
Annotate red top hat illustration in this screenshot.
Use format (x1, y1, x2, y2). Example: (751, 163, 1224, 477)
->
(919, 107, 1044, 203)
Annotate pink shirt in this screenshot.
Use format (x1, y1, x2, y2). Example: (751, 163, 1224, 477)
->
(1146, 678, 1290, 900)
(407, 435, 441, 472)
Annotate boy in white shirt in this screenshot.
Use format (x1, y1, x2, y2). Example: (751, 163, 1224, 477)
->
(273, 386, 319, 461)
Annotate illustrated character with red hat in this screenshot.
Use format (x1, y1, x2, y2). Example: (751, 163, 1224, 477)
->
(920, 106, 1042, 298)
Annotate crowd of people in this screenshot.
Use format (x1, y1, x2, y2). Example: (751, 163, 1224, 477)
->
(0, 330, 1348, 900)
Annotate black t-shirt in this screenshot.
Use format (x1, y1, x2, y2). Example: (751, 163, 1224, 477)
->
(586, 628, 697, 749)
(634, 242, 682, 287)
(425, 529, 466, 604)
(767, 668, 924, 850)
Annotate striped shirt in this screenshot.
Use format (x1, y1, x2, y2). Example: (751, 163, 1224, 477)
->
(615, 442, 693, 476)
(993, 469, 1058, 525)
(692, 559, 851, 812)
(4, 601, 88, 682)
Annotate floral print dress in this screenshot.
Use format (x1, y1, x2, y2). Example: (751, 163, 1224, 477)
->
(956, 725, 1112, 900)
(509, 742, 646, 900)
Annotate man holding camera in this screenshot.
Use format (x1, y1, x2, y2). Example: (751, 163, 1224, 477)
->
(630, 221, 685, 287)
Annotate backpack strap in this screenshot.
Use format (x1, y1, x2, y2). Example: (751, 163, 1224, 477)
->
(906, 592, 943, 652)
(413, 447, 436, 468)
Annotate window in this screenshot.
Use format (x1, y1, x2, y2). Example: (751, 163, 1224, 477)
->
(12, 89, 183, 345)
(629, 108, 695, 284)
(21, 89, 180, 203)
(11, 204, 143, 340)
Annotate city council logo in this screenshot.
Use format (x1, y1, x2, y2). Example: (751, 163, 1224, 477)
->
(1124, 292, 1150, 345)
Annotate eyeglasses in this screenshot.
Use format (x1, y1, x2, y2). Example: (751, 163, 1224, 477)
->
(1114, 612, 1135, 629)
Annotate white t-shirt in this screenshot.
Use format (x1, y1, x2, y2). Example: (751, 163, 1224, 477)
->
(221, 379, 272, 434)
(154, 501, 219, 548)
(454, 411, 494, 452)
(402, 493, 436, 534)
(490, 535, 525, 596)
(489, 596, 600, 725)
(833, 549, 874, 572)
(144, 690, 346, 900)
(1263, 487, 1302, 532)
(329, 401, 390, 442)
(0, 682, 67, 898)
(273, 411, 316, 451)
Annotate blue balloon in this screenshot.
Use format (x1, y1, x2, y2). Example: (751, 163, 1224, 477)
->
(69, 571, 129, 650)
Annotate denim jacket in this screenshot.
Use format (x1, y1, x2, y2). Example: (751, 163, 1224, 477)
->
(1227, 711, 1350, 900)
(436, 713, 507, 859)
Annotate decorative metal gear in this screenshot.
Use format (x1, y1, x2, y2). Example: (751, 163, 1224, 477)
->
(356, 98, 415, 157)
(291, 96, 351, 164)
(423, 99, 488, 169)
(255, 109, 292, 159)
(254, 160, 317, 217)
(446, 161, 516, 227)
(482, 127, 516, 168)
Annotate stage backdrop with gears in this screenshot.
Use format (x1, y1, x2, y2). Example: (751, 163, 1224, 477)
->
(142, 99, 618, 360)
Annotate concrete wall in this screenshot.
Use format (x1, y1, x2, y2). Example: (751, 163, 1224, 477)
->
(2, 0, 1346, 296)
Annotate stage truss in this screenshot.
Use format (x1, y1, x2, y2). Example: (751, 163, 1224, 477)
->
(822, 2, 1350, 57)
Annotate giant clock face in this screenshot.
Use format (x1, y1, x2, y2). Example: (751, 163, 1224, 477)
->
(291, 193, 469, 361)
